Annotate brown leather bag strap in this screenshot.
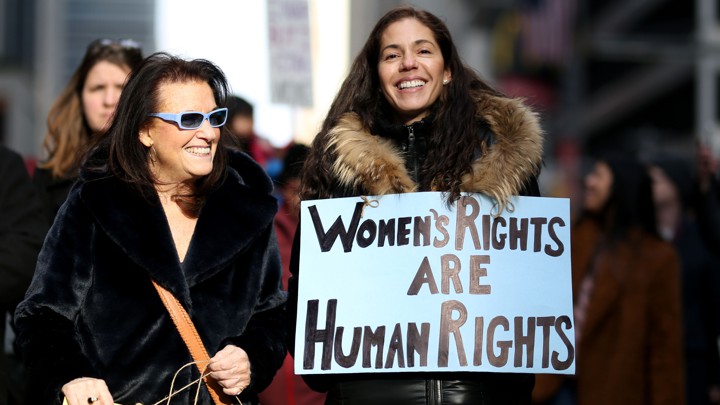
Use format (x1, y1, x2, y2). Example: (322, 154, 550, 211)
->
(152, 280, 234, 405)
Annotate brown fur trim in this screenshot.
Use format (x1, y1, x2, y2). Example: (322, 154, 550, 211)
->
(326, 113, 417, 195)
(461, 96, 544, 211)
(328, 95, 543, 203)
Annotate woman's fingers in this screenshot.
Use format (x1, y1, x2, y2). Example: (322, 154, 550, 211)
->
(61, 377, 113, 405)
(207, 344, 252, 395)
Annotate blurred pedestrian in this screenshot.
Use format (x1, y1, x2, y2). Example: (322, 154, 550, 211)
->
(692, 142, 720, 255)
(273, 142, 309, 291)
(225, 95, 277, 170)
(533, 155, 685, 405)
(34, 38, 143, 224)
(259, 142, 325, 405)
(649, 158, 720, 405)
(0, 145, 46, 405)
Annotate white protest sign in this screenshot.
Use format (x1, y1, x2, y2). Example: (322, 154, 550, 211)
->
(267, 0, 313, 107)
(295, 192, 575, 375)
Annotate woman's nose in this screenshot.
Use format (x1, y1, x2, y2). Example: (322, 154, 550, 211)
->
(196, 119, 218, 141)
(104, 88, 121, 106)
(401, 54, 417, 70)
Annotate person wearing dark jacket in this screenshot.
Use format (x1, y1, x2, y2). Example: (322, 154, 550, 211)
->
(0, 146, 46, 405)
(693, 143, 720, 256)
(14, 53, 287, 405)
(288, 6, 543, 404)
(649, 160, 720, 405)
(33, 38, 143, 225)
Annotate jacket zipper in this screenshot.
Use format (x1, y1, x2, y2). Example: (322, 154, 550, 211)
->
(407, 125, 418, 182)
(427, 379, 442, 404)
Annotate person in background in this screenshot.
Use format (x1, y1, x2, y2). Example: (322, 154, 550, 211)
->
(225, 95, 278, 171)
(33, 38, 143, 224)
(533, 155, 685, 405)
(649, 158, 720, 405)
(273, 142, 309, 291)
(290, 5, 543, 404)
(693, 142, 720, 255)
(14, 53, 287, 405)
(259, 142, 325, 405)
(0, 145, 47, 405)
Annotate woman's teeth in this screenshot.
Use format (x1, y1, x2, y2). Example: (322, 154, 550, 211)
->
(186, 147, 210, 155)
(398, 80, 426, 89)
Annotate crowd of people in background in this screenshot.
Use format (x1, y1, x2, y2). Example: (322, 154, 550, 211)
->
(1, 5, 720, 405)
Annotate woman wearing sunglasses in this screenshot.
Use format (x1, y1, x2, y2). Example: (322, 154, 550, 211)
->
(15, 53, 287, 405)
(34, 38, 144, 225)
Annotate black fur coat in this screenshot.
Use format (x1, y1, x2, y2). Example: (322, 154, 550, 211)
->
(15, 151, 287, 404)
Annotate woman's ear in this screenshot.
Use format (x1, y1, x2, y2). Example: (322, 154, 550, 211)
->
(139, 125, 153, 147)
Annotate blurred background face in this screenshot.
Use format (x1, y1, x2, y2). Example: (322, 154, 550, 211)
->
(377, 18, 450, 125)
(280, 177, 301, 219)
(584, 161, 613, 213)
(648, 165, 681, 240)
(82, 60, 131, 134)
(141, 80, 220, 185)
(230, 115, 254, 139)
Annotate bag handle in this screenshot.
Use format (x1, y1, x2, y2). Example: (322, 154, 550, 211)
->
(151, 280, 235, 405)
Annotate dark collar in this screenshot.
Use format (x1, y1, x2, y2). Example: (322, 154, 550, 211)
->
(78, 154, 277, 306)
(373, 115, 433, 144)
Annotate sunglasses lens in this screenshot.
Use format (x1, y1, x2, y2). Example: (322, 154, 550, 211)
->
(180, 113, 204, 129)
(209, 109, 228, 127)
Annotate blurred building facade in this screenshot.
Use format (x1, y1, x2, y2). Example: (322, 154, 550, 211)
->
(349, 0, 720, 199)
(0, 0, 718, 189)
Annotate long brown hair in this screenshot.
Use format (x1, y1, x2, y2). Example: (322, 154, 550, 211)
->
(40, 39, 143, 178)
(301, 5, 503, 201)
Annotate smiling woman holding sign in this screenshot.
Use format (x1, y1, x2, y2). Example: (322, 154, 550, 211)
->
(14, 53, 287, 405)
(288, 5, 544, 404)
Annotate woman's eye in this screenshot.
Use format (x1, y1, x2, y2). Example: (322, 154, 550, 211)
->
(384, 54, 399, 61)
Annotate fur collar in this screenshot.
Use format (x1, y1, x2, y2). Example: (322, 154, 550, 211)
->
(325, 95, 543, 205)
(77, 151, 277, 306)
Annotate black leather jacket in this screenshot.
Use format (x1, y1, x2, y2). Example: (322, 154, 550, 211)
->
(323, 372, 535, 404)
(383, 117, 431, 185)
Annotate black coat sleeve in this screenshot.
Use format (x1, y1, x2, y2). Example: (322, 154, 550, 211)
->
(219, 226, 288, 397)
(13, 186, 97, 403)
(0, 147, 47, 308)
(287, 223, 301, 357)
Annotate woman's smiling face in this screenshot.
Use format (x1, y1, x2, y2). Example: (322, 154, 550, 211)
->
(378, 18, 451, 125)
(140, 80, 220, 185)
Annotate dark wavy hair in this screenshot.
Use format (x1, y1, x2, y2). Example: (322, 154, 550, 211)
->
(301, 5, 503, 201)
(588, 155, 659, 240)
(86, 52, 229, 215)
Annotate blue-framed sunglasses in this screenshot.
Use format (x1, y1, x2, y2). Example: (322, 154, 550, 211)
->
(148, 107, 228, 130)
